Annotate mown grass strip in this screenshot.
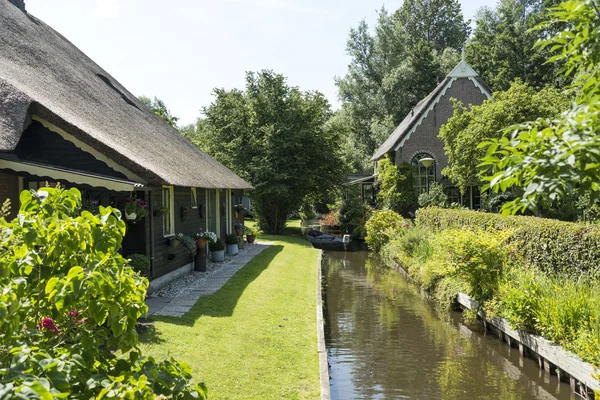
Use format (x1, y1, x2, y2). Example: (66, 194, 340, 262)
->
(140, 227, 321, 399)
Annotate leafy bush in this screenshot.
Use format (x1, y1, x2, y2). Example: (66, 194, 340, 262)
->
(365, 210, 408, 252)
(128, 253, 151, 277)
(417, 182, 448, 208)
(177, 234, 197, 257)
(319, 210, 341, 229)
(417, 207, 600, 277)
(210, 238, 225, 251)
(225, 233, 239, 245)
(376, 157, 418, 216)
(0, 188, 206, 398)
(395, 227, 430, 259)
(339, 197, 372, 239)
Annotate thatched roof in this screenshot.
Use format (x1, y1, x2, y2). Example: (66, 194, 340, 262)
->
(0, 1, 252, 190)
(371, 60, 492, 161)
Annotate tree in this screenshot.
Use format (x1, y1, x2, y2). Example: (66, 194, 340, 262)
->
(198, 71, 346, 234)
(335, 3, 469, 171)
(138, 96, 179, 128)
(480, 0, 600, 215)
(397, 0, 470, 52)
(466, 0, 568, 92)
(439, 80, 569, 193)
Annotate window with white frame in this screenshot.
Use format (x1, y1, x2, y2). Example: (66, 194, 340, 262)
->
(411, 153, 436, 194)
(191, 187, 198, 208)
(162, 186, 174, 236)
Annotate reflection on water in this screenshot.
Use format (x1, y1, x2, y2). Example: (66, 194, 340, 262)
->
(324, 250, 575, 400)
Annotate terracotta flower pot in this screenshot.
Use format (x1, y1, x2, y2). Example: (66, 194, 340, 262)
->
(196, 237, 207, 249)
(246, 234, 256, 244)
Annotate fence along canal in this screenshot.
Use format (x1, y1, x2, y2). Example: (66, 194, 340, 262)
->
(323, 249, 576, 400)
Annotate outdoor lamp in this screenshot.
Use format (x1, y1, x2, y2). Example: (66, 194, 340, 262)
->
(420, 157, 435, 168)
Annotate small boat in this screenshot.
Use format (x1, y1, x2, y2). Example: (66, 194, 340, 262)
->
(305, 229, 350, 251)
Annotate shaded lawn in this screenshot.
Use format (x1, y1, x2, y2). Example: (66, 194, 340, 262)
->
(140, 230, 321, 399)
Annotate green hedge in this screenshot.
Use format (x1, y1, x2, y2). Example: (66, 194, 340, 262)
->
(416, 207, 600, 276)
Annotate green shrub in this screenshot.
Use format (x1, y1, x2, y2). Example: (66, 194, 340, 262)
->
(339, 197, 372, 240)
(0, 188, 206, 398)
(396, 227, 430, 258)
(376, 157, 418, 216)
(225, 233, 239, 245)
(417, 207, 600, 277)
(210, 238, 225, 251)
(128, 253, 151, 277)
(490, 264, 542, 331)
(365, 209, 408, 252)
(417, 182, 448, 208)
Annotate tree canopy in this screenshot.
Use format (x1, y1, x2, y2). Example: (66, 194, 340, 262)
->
(196, 70, 346, 233)
(138, 96, 179, 128)
(440, 80, 569, 193)
(466, 0, 567, 92)
(335, 1, 467, 171)
(481, 0, 600, 214)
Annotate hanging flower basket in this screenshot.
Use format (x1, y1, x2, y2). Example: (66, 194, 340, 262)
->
(124, 198, 148, 222)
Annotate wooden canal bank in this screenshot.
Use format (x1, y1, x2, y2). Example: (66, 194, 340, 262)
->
(392, 261, 599, 399)
(458, 293, 599, 399)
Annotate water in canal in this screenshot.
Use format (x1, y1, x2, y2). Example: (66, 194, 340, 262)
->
(323, 249, 575, 400)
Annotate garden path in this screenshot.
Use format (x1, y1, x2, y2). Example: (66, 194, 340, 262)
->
(144, 242, 272, 317)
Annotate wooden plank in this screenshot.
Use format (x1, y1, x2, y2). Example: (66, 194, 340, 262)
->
(457, 292, 600, 392)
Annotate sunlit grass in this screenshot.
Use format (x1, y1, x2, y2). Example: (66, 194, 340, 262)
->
(140, 226, 320, 399)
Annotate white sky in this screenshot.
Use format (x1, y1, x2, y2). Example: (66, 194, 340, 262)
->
(26, 0, 499, 126)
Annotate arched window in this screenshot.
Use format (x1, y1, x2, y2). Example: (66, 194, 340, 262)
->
(411, 153, 436, 194)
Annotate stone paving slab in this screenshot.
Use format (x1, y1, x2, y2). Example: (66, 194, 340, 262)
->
(146, 242, 272, 317)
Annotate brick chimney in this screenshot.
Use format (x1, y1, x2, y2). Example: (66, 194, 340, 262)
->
(8, 0, 26, 12)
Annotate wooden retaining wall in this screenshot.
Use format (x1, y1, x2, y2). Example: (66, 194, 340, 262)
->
(457, 292, 599, 399)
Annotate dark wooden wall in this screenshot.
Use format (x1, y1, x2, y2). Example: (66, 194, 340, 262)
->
(0, 172, 19, 220)
(14, 121, 127, 179)
(151, 186, 207, 279)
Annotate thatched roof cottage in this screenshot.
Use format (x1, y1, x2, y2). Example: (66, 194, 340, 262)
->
(0, 0, 252, 286)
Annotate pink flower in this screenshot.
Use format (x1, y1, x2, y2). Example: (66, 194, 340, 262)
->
(402, 223, 409, 227)
(41, 317, 58, 333)
(391, 221, 396, 225)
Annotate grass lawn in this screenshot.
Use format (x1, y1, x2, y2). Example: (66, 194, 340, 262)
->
(140, 224, 321, 399)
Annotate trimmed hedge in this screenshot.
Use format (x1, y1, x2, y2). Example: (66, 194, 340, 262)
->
(416, 207, 600, 277)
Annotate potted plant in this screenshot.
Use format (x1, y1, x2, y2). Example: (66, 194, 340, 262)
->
(245, 226, 259, 244)
(210, 238, 225, 262)
(127, 253, 150, 278)
(233, 222, 244, 236)
(196, 229, 217, 249)
(225, 233, 239, 255)
(179, 234, 197, 258)
(124, 198, 148, 221)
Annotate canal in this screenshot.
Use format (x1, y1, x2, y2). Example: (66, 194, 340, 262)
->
(323, 249, 575, 400)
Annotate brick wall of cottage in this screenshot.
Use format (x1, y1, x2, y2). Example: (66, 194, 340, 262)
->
(396, 78, 489, 182)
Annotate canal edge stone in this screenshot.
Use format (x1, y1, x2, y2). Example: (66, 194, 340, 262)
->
(316, 249, 330, 400)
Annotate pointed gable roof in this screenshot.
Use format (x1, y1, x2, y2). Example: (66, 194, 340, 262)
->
(0, 0, 252, 190)
(371, 59, 492, 161)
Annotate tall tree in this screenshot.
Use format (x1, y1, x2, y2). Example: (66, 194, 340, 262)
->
(198, 71, 346, 233)
(397, 0, 470, 52)
(466, 0, 567, 92)
(335, 2, 469, 171)
(138, 96, 179, 128)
